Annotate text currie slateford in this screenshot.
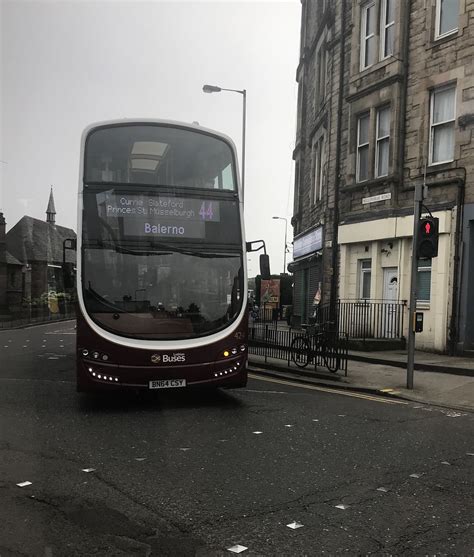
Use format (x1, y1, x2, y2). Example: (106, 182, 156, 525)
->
(106, 197, 195, 219)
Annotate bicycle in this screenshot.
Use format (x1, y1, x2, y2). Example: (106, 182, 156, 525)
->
(290, 321, 341, 373)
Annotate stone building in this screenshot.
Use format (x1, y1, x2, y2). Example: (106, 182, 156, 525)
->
(0, 189, 76, 316)
(292, 0, 474, 353)
(289, 0, 352, 326)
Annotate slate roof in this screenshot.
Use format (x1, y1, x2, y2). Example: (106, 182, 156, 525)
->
(6, 216, 76, 264)
(6, 251, 22, 266)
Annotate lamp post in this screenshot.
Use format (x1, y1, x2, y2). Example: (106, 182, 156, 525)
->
(202, 84, 246, 202)
(272, 216, 288, 274)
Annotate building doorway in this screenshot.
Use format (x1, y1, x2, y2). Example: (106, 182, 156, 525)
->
(383, 267, 398, 338)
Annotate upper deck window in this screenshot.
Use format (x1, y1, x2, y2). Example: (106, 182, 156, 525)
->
(84, 124, 236, 191)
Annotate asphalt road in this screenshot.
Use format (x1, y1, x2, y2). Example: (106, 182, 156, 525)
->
(0, 320, 473, 556)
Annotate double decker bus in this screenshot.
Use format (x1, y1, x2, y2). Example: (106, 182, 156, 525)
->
(74, 119, 259, 392)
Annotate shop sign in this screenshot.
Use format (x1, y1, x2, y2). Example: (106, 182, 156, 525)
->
(293, 226, 323, 259)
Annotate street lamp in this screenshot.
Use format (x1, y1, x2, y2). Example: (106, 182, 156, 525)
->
(202, 84, 246, 202)
(272, 216, 288, 274)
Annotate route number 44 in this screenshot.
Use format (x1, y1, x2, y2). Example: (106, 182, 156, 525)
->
(199, 201, 214, 221)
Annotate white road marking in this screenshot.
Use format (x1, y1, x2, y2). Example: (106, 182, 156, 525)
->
(227, 545, 248, 554)
(287, 521, 304, 529)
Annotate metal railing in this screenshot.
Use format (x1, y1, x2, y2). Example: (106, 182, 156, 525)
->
(337, 299, 407, 341)
(249, 321, 348, 375)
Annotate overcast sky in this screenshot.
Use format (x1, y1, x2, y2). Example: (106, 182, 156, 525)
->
(0, 0, 300, 277)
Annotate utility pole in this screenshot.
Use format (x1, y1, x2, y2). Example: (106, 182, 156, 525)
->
(406, 182, 423, 389)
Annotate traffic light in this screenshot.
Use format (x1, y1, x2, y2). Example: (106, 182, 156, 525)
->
(416, 217, 439, 258)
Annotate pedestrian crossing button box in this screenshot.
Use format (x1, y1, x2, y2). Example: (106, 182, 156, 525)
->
(415, 312, 424, 333)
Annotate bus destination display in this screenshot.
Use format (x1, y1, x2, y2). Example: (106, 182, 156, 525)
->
(100, 194, 221, 239)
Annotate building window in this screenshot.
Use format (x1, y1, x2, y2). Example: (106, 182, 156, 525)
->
(357, 113, 370, 182)
(316, 46, 327, 105)
(312, 137, 325, 204)
(294, 160, 300, 216)
(430, 85, 456, 165)
(417, 258, 432, 303)
(297, 79, 304, 135)
(360, 2, 376, 70)
(380, 0, 395, 58)
(359, 260, 372, 299)
(435, 0, 459, 39)
(376, 106, 390, 177)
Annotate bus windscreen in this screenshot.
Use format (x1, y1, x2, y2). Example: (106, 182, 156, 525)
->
(81, 190, 244, 340)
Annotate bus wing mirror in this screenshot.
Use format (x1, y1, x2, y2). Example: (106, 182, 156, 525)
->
(246, 240, 265, 253)
(62, 262, 76, 289)
(260, 254, 270, 279)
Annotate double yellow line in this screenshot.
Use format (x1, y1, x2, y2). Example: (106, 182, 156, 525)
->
(248, 373, 408, 405)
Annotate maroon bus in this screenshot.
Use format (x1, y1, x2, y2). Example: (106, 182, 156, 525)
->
(73, 119, 260, 393)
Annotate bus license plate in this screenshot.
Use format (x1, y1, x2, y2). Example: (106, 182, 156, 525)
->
(149, 379, 187, 389)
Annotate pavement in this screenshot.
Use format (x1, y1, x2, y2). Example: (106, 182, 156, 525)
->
(248, 351, 474, 412)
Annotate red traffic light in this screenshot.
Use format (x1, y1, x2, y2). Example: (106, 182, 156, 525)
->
(417, 217, 439, 258)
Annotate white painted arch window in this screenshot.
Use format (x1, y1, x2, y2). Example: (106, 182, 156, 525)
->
(376, 106, 391, 178)
(357, 113, 370, 183)
(435, 0, 459, 39)
(430, 85, 456, 165)
(360, 2, 376, 70)
(417, 258, 432, 304)
(359, 259, 372, 300)
(380, 0, 395, 59)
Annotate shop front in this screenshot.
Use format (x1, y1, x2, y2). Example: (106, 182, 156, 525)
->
(288, 225, 323, 328)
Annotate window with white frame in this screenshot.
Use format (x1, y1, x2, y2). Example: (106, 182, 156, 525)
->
(360, 2, 376, 70)
(380, 0, 395, 58)
(435, 0, 459, 39)
(359, 260, 372, 299)
(376, 106, 391, 177)
(357, 113, 370, 182)
(430, 85, 456, 165)
(312, 136, 325, 204)
(417, 258, 432, 303)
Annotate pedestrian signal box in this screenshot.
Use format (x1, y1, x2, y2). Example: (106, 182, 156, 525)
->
(416, 217, 439, 258)
(414, 312, 424, 333)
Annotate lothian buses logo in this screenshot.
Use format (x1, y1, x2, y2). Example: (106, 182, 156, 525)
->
(151, 353, 186, 364)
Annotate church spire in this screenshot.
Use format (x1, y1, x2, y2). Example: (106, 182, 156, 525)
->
(46, 186, 56, 224)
